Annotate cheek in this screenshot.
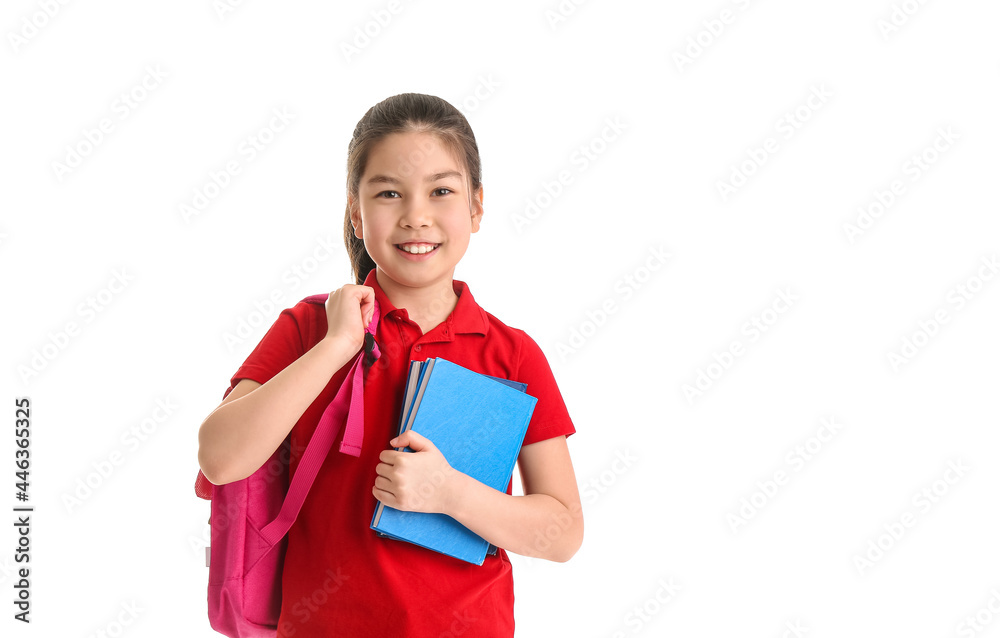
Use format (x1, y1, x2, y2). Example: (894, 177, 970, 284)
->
(362, 216, 392, 240)
(445, 220, 471, 244)
(448, 234, 472, 257)
(447, 210, 475, 233)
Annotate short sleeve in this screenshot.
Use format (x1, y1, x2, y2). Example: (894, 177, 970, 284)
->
(195, 306, 308, 497)
(226, 306, 306, 397)
(516, 330, 576, 446)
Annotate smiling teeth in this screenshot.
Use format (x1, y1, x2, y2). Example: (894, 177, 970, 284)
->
(400, 244, 437, 254)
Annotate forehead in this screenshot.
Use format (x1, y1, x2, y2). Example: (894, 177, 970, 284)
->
(363, 131, 464, 179)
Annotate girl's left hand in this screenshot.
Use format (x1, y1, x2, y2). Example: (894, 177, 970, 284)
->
(373, 430, 457, 514)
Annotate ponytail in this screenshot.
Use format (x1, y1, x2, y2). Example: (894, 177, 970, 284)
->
(343, 202, 376, 285)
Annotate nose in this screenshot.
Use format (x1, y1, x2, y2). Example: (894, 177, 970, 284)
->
(399, 202, 431, 228)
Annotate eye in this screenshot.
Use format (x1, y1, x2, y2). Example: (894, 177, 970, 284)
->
(432, 187, 452, 196)
(376, 190, 400, 199)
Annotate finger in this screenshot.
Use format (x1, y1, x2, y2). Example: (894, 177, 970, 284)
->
(359, 286, 375, 325)
(373, 485, 395, 505)
(398, 429, 431, 451)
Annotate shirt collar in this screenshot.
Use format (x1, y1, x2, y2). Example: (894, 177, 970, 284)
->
(363, 268, 489, 337)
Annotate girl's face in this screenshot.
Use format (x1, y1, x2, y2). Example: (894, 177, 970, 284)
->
(351, 131, 483, 292)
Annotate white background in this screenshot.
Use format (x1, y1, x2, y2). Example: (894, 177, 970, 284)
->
(2, 0, 999, 636)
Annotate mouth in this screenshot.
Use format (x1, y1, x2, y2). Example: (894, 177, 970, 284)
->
(395, 243, 441, 255)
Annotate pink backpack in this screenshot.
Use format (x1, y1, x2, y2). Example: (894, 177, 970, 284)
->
(194, 295, 380, 637)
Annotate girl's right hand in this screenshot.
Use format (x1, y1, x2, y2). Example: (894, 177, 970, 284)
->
(323, 284, 376, 353)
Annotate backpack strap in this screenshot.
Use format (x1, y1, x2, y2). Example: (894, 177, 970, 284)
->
(259, 295, 381, 545)
(309, 294, 381, 455)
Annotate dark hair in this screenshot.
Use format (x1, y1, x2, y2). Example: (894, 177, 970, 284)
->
(343, 93, 483, 285)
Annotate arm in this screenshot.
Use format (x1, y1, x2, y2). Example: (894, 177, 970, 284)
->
(198, 335, 359, 485)
(198, 285, 376, 485)
(373, 432, 584, 562)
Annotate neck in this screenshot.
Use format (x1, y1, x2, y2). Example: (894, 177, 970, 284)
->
(375, 269, 459, 332)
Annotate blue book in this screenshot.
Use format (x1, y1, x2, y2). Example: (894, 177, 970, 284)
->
(381, 361, 528, 557)
(370, 357, 536, 565)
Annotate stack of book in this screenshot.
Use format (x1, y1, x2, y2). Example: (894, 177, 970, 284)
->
(370, 357, 536, 565)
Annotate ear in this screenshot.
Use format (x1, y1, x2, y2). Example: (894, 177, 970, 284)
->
(348, 195, 363, 239)
(470, 185, 484, 233)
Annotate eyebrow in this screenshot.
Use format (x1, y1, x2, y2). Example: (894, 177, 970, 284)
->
(365, 171, 463, 185)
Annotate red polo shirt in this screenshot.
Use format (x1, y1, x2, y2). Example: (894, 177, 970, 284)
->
(224, 269, 575, 637)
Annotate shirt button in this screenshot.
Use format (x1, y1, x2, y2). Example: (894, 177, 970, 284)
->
(415, 345, 422, 352)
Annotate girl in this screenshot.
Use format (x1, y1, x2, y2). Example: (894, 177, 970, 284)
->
(197, 93, 582, 637)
